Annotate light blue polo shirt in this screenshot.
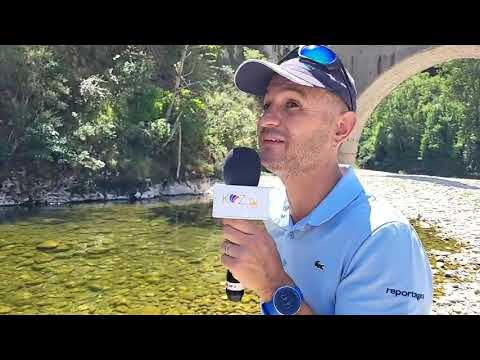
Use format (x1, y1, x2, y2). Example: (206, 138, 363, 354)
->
(263, 166, 433, 315)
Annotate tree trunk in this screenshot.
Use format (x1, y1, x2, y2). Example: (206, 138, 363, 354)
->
(165, 45, 189, 124)
(176, 122, 182, 180)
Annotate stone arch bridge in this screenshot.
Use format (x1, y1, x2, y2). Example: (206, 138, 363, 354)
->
(257, 45, 480, 164)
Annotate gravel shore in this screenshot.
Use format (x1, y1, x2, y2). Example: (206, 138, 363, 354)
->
(356, 169, 480, 315)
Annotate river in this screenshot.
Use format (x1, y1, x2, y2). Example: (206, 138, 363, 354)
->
(0, 195, 459, 315)
(0, 197, 260, 315)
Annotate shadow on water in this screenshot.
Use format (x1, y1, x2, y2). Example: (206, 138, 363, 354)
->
(144, 201, 217, 229)
(0, 195, 215, 226)
(0, 206, 44, 224)
(0, 201, 123, 225)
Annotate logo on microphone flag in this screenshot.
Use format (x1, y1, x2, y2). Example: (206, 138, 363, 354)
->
(223, 194, 258, 208)
(229, 194, 240, 204)
(212, 184, 271, 221)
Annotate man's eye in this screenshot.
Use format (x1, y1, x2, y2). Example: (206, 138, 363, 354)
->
(286, 101, 299, 109)
(263, 103, 270, 111)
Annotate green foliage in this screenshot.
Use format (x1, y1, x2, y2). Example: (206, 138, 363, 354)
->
(203, 84, 259, 171)
(0, 45, 262, 193)
(4, 44, 479, 196)
(243, 47, 268, 61)
(358, 60, 480, 178)
(0, 46, 74, 181)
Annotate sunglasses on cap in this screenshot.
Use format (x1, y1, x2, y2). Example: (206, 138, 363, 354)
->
(279, 45, 356, 112)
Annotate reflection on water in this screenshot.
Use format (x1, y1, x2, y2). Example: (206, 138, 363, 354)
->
(0, 197, 259, 315)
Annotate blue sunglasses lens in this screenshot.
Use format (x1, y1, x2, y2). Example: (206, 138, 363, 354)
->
(299, 45, 336, 65)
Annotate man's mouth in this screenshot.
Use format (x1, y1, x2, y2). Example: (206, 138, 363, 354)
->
(262, 136, 285, 145)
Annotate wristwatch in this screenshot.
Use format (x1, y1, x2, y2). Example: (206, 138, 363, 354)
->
(261, 285, 304, 315)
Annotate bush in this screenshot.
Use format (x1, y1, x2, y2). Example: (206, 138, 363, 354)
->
(358, 61, 480, 179)
(0, 45, 264, 196)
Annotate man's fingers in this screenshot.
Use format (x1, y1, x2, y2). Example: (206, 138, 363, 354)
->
(223, 225, 249, 246)
(220, 241, 242, 259)
(223, 219, 257, 235)
(221, 254, 238, 272)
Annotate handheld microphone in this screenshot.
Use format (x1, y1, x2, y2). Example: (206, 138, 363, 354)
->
(222, 147, 261, 302)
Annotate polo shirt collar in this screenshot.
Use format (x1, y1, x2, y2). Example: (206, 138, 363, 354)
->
(273, 166, 364, 230)
(302, 166, 364, 227)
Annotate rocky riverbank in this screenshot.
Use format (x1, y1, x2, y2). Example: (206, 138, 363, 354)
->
(0, 177, 215, 207)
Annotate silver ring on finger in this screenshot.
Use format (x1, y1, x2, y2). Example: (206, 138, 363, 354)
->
(224, 241, 231, 257)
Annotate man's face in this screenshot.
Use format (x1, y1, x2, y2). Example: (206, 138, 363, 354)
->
(258, 75, 344, 178)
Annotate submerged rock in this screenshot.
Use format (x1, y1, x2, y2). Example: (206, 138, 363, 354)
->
(56, 265, 75, 274)
(87, 247, 111, 255)
(31, 264, 48, 271)
(87, 282, 107, 292)
(52, 244, 71, 253)
(145, 276, 161, 284)
(179, 292, 195, 301)
(17, 259, 35, 267)
(34, 253, 54, 264)
(138, 306, 163, 315)
(9, 292, 33, 306)
(37, 240, 60, 250)
(55, 251, 74, 259)
(0, 305, 13, 314)
(115, 305, 129, 313)
(111, 297, 129, 306)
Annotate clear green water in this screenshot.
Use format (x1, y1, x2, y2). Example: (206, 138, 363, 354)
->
(0, 199, 460, 315)
(0, 198, 259, 315)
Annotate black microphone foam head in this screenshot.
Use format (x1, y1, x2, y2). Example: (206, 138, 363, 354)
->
(223, 147, 261, 186)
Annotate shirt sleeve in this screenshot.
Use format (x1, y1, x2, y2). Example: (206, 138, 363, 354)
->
(335, 221, 433, 315)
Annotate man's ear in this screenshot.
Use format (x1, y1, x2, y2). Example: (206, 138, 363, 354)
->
(334, 111, 357, 149)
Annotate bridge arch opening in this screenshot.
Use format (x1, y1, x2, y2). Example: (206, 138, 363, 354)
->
(339, 45, 480, 165)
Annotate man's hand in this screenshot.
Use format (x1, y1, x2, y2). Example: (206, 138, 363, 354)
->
(221, 219, 293, 302)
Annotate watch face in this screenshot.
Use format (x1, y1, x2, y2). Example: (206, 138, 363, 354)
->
(273, 287, 301, 315)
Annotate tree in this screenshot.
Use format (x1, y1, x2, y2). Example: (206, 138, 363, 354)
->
(0, 45, 266, 200)
(358, 59, 480, 179)
(442, 60, 480, 176)
(0, 45, 75, 198)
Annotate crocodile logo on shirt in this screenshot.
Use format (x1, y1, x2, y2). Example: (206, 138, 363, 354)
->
(314, 261, 325, 271)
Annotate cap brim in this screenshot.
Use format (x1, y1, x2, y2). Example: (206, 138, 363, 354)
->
(234, 59, 316, 96)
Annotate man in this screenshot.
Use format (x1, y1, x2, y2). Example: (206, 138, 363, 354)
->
(221, 45, 432, 315)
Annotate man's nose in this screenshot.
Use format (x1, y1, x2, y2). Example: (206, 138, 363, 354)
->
(259, 108, 282, 128)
